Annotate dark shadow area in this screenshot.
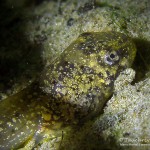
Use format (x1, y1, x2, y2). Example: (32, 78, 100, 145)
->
(58, 124, 120, 150)
(132, 38, 150, 83)
(0, 0, 44, 95)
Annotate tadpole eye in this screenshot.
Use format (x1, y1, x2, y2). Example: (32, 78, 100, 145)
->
(104, 51, 119, 65)
(110, 53, 115, 59)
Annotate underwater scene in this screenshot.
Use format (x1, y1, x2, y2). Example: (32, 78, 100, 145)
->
(0, 0, 150, 150)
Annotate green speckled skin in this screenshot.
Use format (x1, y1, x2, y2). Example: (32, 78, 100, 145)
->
(41, 31, 136, 119)
(0, 31, 136, 149)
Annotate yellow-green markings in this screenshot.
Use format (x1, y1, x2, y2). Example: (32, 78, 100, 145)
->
(41, 31, 137, 119)
(0, 31, 136, 149)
